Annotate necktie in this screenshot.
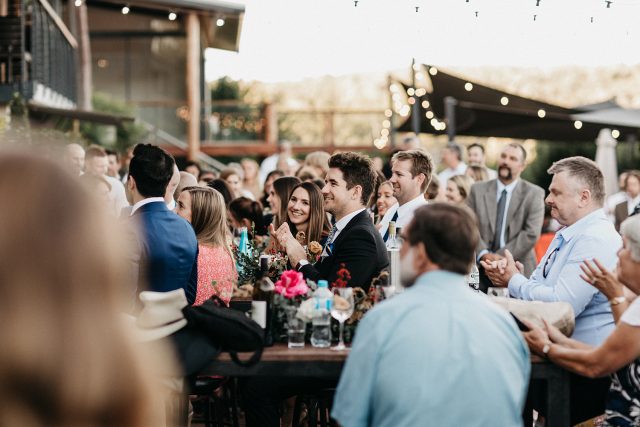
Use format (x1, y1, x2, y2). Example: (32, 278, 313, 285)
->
(491, 189, 508, 252)
(632, 202, 640, 217)
(383, 210, 399, 242)
(321, 218, 338, 258)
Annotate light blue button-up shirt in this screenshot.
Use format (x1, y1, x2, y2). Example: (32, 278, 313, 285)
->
(508, 208, 621, 346)
(332, 270, 530, 427)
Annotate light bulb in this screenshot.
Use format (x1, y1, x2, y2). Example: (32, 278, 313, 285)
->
(122, 5, 130, 14)
(216, 18, 225, 27)
(168, 12, 177, 21)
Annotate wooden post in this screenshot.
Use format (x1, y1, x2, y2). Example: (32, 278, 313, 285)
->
(264, 102, 278, 147)
(74, 2, 92, 110)
(186, 12, 201, 161)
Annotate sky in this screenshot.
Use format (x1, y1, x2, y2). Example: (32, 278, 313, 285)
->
(205, 0, 640, 83)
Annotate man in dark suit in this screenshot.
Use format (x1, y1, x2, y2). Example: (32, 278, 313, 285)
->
(467, 143, 545, 292)
(275, 152, 388, 291)
(126, 144, 198, 305)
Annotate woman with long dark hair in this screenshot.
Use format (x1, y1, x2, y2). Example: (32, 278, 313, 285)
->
(285, 181, 331, 246)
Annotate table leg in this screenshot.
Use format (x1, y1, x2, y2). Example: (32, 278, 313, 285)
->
(544, 365, 571, 427)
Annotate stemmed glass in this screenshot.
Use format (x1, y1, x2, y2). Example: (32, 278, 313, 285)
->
(331, 287, 354, 351)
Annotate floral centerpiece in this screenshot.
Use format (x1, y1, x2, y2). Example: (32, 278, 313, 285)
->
(271, 270, 316, 342)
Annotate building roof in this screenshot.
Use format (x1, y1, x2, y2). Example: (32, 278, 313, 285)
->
(90, 0, 244, 14)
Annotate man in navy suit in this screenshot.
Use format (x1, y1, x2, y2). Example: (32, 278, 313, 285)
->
(275, 152, 389, 291)
(126, 144, 198, 305)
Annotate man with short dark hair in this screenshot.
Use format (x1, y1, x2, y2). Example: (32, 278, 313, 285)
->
(437, 141, 467, 184)
(377, 149, 433, 241)
(127, 144, 198, 304)
(275, 151, 388, 290)
(332, 203, 530, 426)
(105, 149, 121, 179)
(467, 142, 497, 179)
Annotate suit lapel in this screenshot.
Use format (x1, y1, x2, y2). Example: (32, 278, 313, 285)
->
(320, 210, 365, 264)
(483, 181, 498, 235)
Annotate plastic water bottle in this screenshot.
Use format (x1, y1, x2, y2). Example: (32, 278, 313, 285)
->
(467, 257, 480, 291)
(311, 280, 332, 348)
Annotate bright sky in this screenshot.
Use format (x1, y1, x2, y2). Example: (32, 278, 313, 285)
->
(205, 0, 640, 83)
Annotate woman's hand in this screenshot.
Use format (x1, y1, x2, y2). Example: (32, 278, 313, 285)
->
(580, 258, 624, 300)
(522, 319, 551, 356)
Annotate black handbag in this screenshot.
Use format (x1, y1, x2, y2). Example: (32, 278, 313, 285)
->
(182, 297, 264, 367)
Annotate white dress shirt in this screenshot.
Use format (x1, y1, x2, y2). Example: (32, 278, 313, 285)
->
(377, 194, 428, 237)
(437, 162, 468, 185)
(626, 195, 640, 215)
(130, 197, 166, 216)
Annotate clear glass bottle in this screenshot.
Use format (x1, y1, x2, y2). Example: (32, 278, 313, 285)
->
(467, 254, 480, 291)
(386, 221, 402, 292)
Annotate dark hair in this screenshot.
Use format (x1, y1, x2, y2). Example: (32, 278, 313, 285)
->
(128, 144, 175, 198)
(184, 160, 201, 174)
(406, 203, 479, 276)
(328, 152, 376, 205)
(105, 149, 119, 158)
(467, 143, 485, 154)
(272, 176, 302, 228)
(371, 170, 387, 210)
(445, 142, 463, 161)
(229, 197, 266, 236)
(265, 169, 284, 183)
(207, 179, 233, 206)
(286, 182, 330, 245)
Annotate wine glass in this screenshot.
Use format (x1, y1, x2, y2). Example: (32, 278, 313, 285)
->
(331, 287, 354, 351)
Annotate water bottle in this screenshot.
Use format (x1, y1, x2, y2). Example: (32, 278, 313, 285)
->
(238, 227, 249, 255)
(467, 256, 480, 291)
(386, 222, 402, 293)
(311, 280, 332, 348)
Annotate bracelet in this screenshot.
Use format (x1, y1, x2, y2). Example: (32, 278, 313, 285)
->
(609, 296, 627, 306)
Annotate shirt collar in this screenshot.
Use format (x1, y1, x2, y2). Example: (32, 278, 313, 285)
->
(558, 208, 606, 243)
(166, 199, 176, 211)
(497, 179, 519, 194)
(334, 208, 366, 232)
(130, 197, 166, 216)
(398, 194, 428, 217)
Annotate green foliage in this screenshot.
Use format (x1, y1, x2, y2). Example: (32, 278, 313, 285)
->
(211, 76, 243, 101)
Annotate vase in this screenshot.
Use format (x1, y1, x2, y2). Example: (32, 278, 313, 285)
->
(285, 306, 305, 348)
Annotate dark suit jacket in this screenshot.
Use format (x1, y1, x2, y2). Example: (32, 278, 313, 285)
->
(614, 201, 629, 231)
(467, 179, 545, 276)
(130, 201, 198, 304)
(300, 210, 389, 291)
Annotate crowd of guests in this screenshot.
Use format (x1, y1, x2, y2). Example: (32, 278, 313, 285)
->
(3, 137, 640, 427)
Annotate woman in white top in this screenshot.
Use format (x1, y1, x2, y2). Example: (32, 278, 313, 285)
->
(524, 214, 640, 427)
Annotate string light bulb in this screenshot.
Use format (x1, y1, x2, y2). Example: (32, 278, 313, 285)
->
(74, 0, 82, 6)
(168, 12, 177, 21)
(612, 129, 620, 138)
(216, 17, 225, 26)
(537, 109, 546, 118)
(500, 96, 509, 106)
(121, 5, 130, 14)
(465, 82, 473, 91)
(574, 121, 583, 129)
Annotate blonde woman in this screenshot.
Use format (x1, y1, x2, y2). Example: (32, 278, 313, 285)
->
(176, 186, 237, 305)
(0, 151, 169, 426)
(446, 174, 474, 205)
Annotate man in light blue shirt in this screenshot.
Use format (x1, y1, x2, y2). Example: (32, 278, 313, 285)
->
(332, 204, 530, 427)
(482, 156, 621, 347)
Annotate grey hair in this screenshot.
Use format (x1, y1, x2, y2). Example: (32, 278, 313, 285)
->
(620, 215, 640, 262)
(547, 156, 605, 205)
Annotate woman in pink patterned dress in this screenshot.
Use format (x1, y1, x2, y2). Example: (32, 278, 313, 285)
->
(176, 186, 237, 305)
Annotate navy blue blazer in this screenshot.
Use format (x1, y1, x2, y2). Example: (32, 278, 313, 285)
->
(130, 201, 198, 304)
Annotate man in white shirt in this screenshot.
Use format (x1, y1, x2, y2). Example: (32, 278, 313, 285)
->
(467, 142, 498, 179)
(378, 150, 433, 242)
(259, 141, 299, 184)
(65, 143, 85, 176)
(84, 145, 129, 214)
(437, 142, 467, 184)
(614, 170, 640, 230)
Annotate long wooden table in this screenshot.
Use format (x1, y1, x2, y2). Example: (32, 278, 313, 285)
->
(202, 344, 571, 426)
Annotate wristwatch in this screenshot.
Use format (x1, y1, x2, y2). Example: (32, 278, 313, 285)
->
(610, 296, 627, 306)
(296, 260, 310, 271)
(542, 342, 552, 357)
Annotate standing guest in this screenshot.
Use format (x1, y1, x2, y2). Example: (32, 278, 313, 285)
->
(173, 171, 198, 202)
(303, 151, 330, 178)
(207, 179, 234, 206)
(65, 142, 85, 176)
(229, 197, 268, 237)
(106, 149, 121, 179)
(524, 214, 640, 427)
(605, 171, 629, 223)
(445, 174, 474, 205)
(274, 152, 388, 290)
(220, 167, 255, 200)
(164, 164, 180, 210)
(0, 151, 170, 427)
(482, 156, 622, 424)
(284, 181, 331, 246)
(85, 145, 129, 214)
(119, 146, 134, 184)
(294, 166, 318, 182)
(424, 174, 446, 202)
(466, 164, 490, 182)
(467, 143, 545, 291)
(176, 186, 236, 306)
(467, 142, 498, 179)
(184, 160, 201, 181)
(614, 170, 640, 231)
(259, 141, 299, 184)
(332, 204, 530, 427)
(377, 150, 433, 242)
(261, 169, 284, 211)
(241, 158, 262, 200)
(437, 141, 467, 184)
(80, 174, 112, 212)
(375, 181, 397, 229)
(267, 176, 301, 229)
(126, 144, 198, 305)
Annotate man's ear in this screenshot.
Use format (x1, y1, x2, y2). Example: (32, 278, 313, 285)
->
(414, 242, 430, 270)
(351, 184, 363, 201)
(127, 175, 136, 192)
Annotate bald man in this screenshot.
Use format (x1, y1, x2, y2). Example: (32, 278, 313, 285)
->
(65, 143, 85, 176)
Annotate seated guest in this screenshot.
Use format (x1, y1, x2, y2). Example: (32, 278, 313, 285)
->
(445, 174, 473, 205)
(375, 180, 397, 229)
(207, 178, 234, 206)
(332, 203, 530, 426)
(303, 150, 330, 178)
(424, 173, 446, 202)
(294, 166, 318, 182)
(482, 156, 622, 424)
(126, 144, 198, 304)
(173, 171, 198, 202)
(466, 164, 490, 182)
(241, 158, 261, 200)
(524, 214, 640, 427)
(220, 167, 254, 200)
(229, 197, 268, 237)
(176, 186, 236, 305)
(285, 181, 331, 246)
(0, 151, 169, 426)
(260, 169, 284, 211)
(274, 152, 388, 290)
(267, 176, 301, 229)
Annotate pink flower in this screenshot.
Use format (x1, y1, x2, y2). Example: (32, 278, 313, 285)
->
(275, 270, 309, 299)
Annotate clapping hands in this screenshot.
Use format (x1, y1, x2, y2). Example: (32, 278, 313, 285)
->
(270, 222, 307, 267)
(479, 250, 524, 287)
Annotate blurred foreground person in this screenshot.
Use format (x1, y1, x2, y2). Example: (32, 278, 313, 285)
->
(332, 204, 530, 427)
(0, 151, 170, 426)
(524, 214, 640, 427)
(445, 174, 473, 205)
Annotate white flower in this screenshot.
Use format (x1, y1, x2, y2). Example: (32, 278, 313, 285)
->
(297, 297, 316, 322)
